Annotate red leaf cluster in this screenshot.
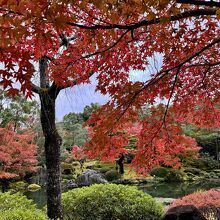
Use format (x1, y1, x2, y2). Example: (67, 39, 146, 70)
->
(71, 145, 87, 161)
(0, 124, 38, 179)
(0, 1, 219, 172)
(171, 190, 220, 208)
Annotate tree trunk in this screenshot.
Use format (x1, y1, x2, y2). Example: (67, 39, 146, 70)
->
(116, 154, 125, 175)
(40, 91, 63, 220)
(1, 179, 9, 192)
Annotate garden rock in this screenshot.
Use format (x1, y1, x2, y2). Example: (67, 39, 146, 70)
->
(199, 205, 220, 219)
(76, 170, 108, 186)
(155, 197, 175, 206)
(62, 180, 78, 190)
(162, 205, 206, 220)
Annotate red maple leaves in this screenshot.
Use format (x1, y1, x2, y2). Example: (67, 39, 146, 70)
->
(0, 124, 38, 179)
(0, 1, 219, 173)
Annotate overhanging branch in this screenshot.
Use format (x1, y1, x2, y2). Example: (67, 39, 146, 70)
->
(177, 0, 220, 7)
(67, 8, 217, 30)
(49, 70, 95, 98)
(30, 83, 41, 94)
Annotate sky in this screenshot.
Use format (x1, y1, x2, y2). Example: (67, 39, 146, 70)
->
(0, 54, 163, 121)
(56, 53, 163, 121)
(56, 75, 109, 120)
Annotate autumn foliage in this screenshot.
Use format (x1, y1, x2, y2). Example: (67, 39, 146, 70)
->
(71, 145, 86, 162)
(0, 1, 219, 172)
(86, 105, 200, 173)
(171, 189, 220, 208)
(0, 124, 38, 179)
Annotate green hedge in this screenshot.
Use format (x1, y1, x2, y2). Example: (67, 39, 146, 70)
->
(62, 184, 164, 220)
(98, 167, 112, 174)
(0, 192, 47, 220)
(105, 169, 121, 181)
(164, 169, 187, 182)
(150, 167, 170, 178)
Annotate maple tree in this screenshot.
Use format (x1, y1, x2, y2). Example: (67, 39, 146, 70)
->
(0, 124, 37, 191)
(171, 189, 220, 208)
(69, 145, 87, 171)
(0, 0, 219, 219)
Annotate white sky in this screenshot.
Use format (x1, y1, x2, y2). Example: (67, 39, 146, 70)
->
(1, 54, 163, 121)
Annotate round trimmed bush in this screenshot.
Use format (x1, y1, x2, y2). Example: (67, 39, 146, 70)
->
(105, 169, 121, 181)
(164, 169, 187, 182)
(170, 190, 220, 220)
(0, 192, 47, 220)
(98, 167, 112, 174)
(62, 184, 164, 220)
(171, 190, 220, 208)
(150, 167, 170, 178)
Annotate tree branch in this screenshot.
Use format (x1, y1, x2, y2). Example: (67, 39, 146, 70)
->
(66, 29, 130, 67)
(30, 83, 41, 94)
(176, 0, 220, 8)
(107, 37, 220, 129)
(67, 8, 217, 30)
(49, 70, 95, 98)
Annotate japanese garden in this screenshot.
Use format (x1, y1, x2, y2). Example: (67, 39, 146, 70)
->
(0, 0, 220, 219)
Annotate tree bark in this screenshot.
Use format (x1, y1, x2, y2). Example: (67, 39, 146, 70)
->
(39, 89, 63, 219)
(1, 179, 9, 192)
(116, 154, 125, 175)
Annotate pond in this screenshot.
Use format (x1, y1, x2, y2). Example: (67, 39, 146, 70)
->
(25, 180, 220, 209)
(139, 180, 220, 198)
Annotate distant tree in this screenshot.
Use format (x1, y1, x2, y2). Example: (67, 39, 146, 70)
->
(61, 104, 100, 149)
(81, 103, 100, 122)
(70, 145, 87, 171)
(63, 113, 84, 128)
(183, 124, 220, 158)
(0, 124, 38, 191)
(0, 89, 39, 131)
(61, 115, 88, 149)
(63, 124, 88, 148)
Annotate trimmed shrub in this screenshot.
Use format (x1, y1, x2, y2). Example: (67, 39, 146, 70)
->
(171, 190, 220, 208)
(0, 209, 47, 220)
(105, 169, 121, 181)
(98, 167, 112, 174)
(62, 184, 164, 220)
(184, 167, 202, 175)
(27, 183, 41, 191)
(61, 162, 76, 174)
(187, 154, 220, 171)
(150, 167, 170, 178)
(171, 190, 220, 220)
(0, 192, 47, 220)
(9, 181, 28, 190)
(164, 169, 187, 182)
(72, 161, 80, 166)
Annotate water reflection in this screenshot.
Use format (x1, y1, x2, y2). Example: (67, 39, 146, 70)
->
(24, 188, 47, 209)
(139, 180, 220, 198)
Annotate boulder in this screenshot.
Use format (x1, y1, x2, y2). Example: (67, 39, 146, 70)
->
(155, 197, 175, 206)
(199, 205, 220, 220)
(62, 180, 78, 190)
(162, 205, 206, 220)
(76, 170, 108, 186)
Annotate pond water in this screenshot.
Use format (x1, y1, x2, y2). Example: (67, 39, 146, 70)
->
(25, 180, 220, 209)
(140, 180, 220, 198)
